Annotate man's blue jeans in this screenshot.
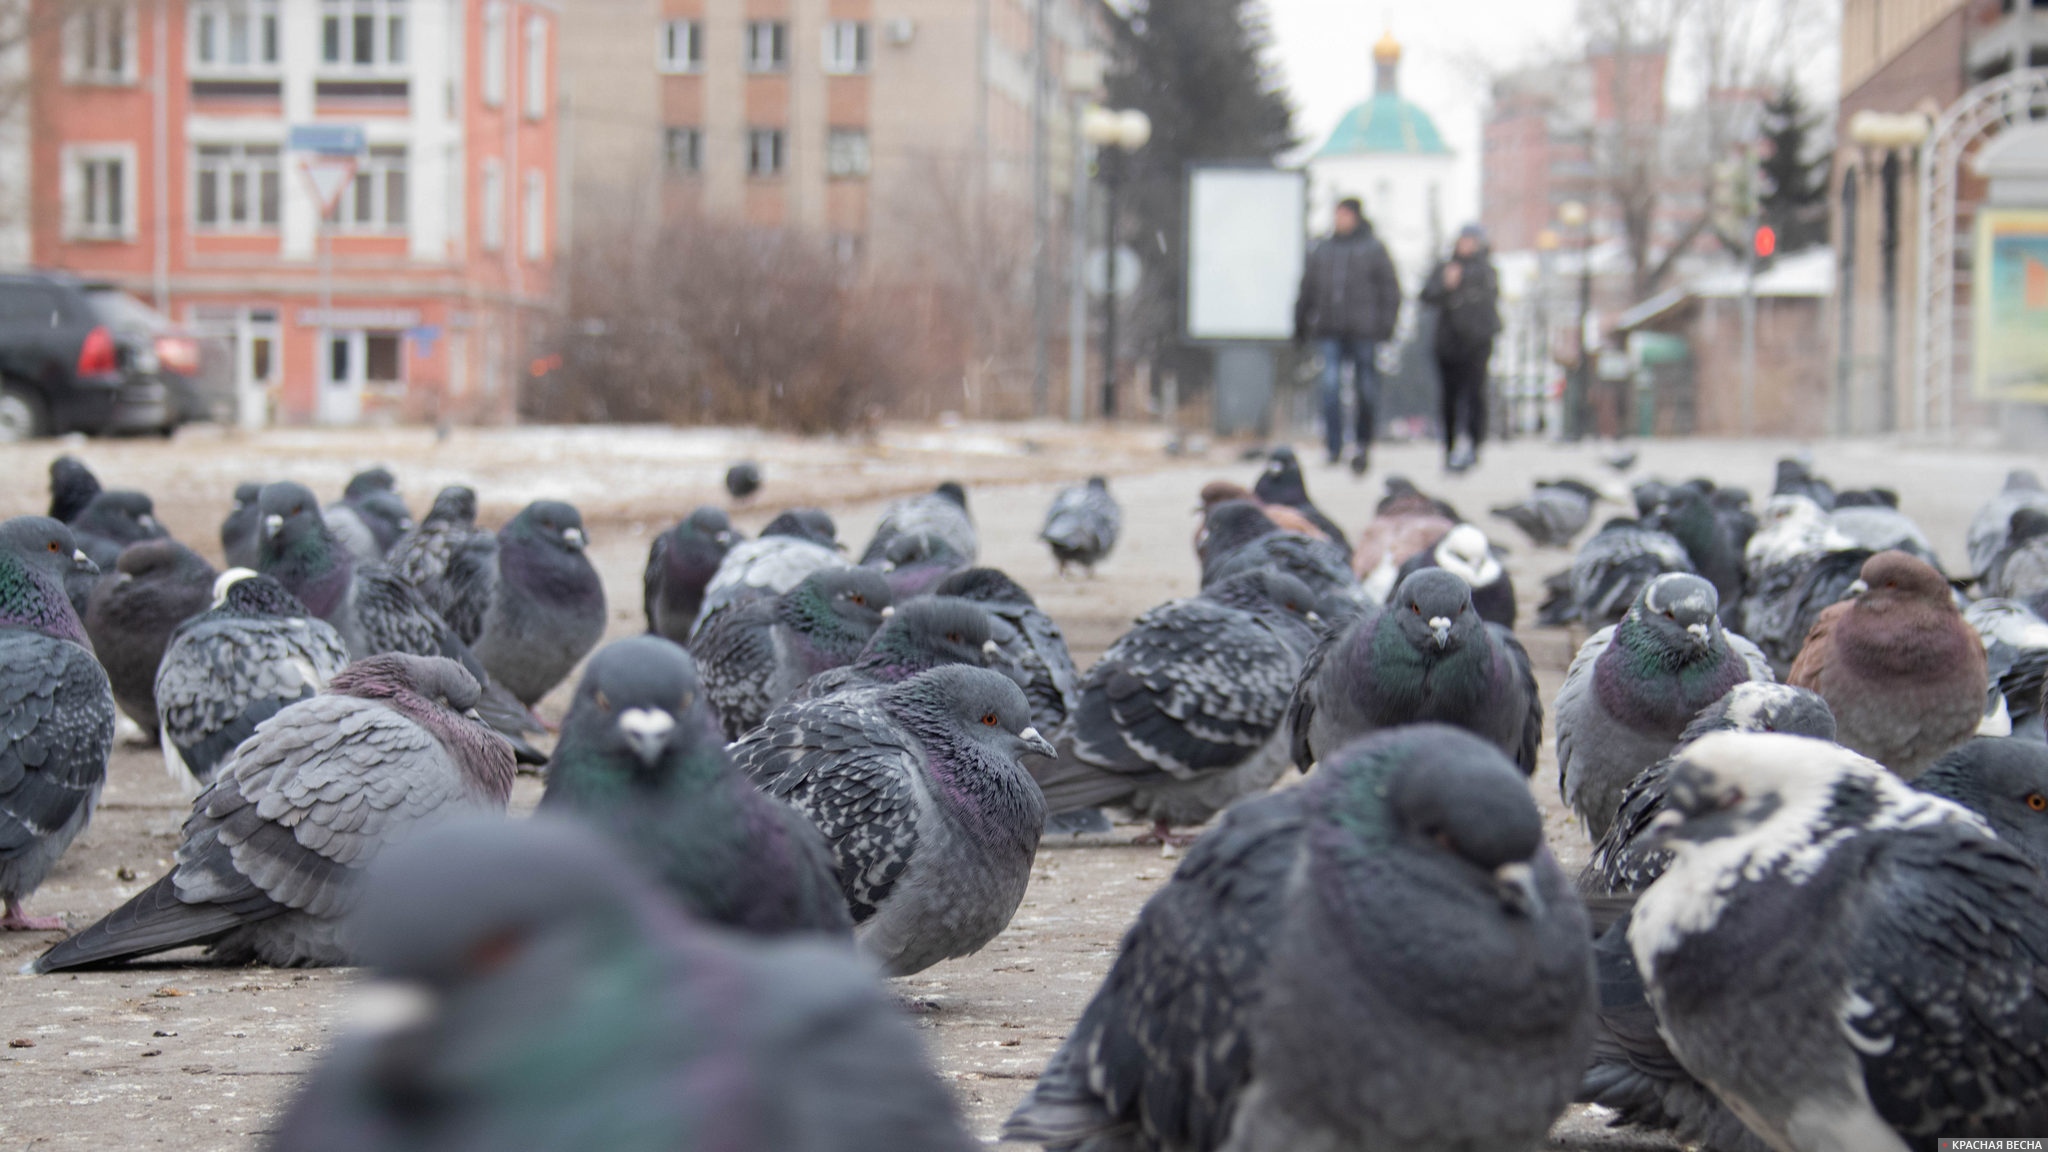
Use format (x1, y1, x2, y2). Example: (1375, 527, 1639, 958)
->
(1318, 338, 1379, 464)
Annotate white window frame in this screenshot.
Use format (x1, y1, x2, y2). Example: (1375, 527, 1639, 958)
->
(193, 142, 283, 231)
(480, 159, 504, 250)
(659, 20, 702, 74)
(65, 3, 137, 85)
(523, 15, 547, 119)
(481, 2, 507, 106)
(747, 128, 784, 177)
(664, 127, 701, 176)
(522, 169, 545, 261)
(826, 128, 869, 178)
(822, 21, 868, 75)
(744, 21, 786, 73)
(335, 146, 409, 233)
(62, 143, 137, 241)
(190, 0, 281, 75)
(319, 0, 409, 74)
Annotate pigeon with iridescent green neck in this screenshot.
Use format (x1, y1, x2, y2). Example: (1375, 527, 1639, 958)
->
(690, 567, 891, 740)
(794, 596, 1009, 701)
(472, 500, 607, 707)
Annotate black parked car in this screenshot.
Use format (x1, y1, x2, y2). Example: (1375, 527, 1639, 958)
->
(0, 271, 203, 442)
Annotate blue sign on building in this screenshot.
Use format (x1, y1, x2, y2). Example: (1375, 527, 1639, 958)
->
(288, 124, 367, 156)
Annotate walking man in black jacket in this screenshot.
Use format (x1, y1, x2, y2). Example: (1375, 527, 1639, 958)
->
(1421, 224, 1502, 473)
(1293, 197, 1401, 474)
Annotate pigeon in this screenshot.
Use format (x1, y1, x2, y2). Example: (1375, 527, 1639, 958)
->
(221, 481, 264, 570)
(1031, 570, 1323, 842)
(1395, 521, 1516, 627)
(1829, 501, 1939, 566)
(1980, 507, 2048, 601)
(1352, 479, 1458, 597)
(1202, 509, 1359, 605)
(694, 508, 851, 629)
(641, 505, 738, 645)
(1630, 732, 2048, 1151)
(1643, 483, 1743, 621)
(1968, 598, 2048, 741)
(1604, 448, 1638, 473)
(1969, 468, 2048, 578)
(83, 538, 217, 734)
(539, 636, 851, 936)
(1738, 494, 1871, 675)
(933, 567, 1079, 733)
(1581, 681, 1838, 897)
(1041, 475, 1121, 576)
(730, 665, 1053, 976)
(47, 455, 103, 524)
(1491, 478, 1599, 548)
(32, 654, 517, 972)
(1251, 445, 1349, 555)
(0, 518, 112, 931)
(324, 466, 414, 563)
(385, 485, 498, 644)
(1917, 738, 2048, 869)
(68, 488, 167, 572)
(1196, 481, 1334, 545)
(1196, 499, 1284, 575)
(860, 481, 976, 566)
(1555, 573, 1773, 841)
(1771, 455, 1836, 509)
(155, 570, 351, 792)
(1289, 567, 1541, 774)
(690, 567, 892, 741)
(870, 530, 972, 600)
(471, 501, 606, 707)
(266, 817, 975, 1152)
(1004, 726, 1596, 1152)
(1709, 485, 1760, 556)
(1545, 517, 1694, 628)
(793, 597, 1007, 702)
(1790, 550, 1987, 778)
(252, 482, 545, 762)
(725, 459, 763, 501)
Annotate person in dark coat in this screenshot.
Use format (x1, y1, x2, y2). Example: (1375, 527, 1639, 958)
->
(1293, 197, 1402, 475)
(1421, 225, 1502, 474)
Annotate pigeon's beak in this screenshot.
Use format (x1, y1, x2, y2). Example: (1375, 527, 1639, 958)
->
(463, 707, 483, 723)
(139, 514, 158, 531)
(562, 527, 586, 550)
(1493, 861, 1541, 917)
(716, 531, 735, 545)
(617, 707, 676, 767)
(982, 638, 1000, 657)
(880, 605, 895, 619)
(1686, 622, 1711, 648)
(1428, 616, 1452, 648)
(1018, 726, 1056, 760)
(263, 513, 284, 539)
(1846, 579, 1869, 599)
(344, 980, 438, 1037)
(72, 549, 97, 575)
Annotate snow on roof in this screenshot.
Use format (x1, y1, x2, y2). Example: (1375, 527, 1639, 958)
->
(1616, 247, 1835, 330)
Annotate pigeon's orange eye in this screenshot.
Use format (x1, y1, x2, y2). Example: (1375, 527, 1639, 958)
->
(2029, 793, 2046, 812)
(981, 712, 999, 727)
(1664, 610, 1676, 620)
(848, 594, 864, 606)
(46, 541, 59, 552)
(1411, 603, 1422, 615)
(947, 633, 962, 643)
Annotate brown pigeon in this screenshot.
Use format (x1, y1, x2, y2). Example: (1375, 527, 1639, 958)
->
(1194, 482, 1332, 553)
(1788, 550, 1986, 778)
(1352, 478, 1457, 580)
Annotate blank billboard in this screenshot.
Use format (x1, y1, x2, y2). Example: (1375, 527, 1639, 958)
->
(1186, 166, 1306, 342)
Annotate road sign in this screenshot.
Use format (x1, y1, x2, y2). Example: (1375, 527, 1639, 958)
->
(298, 155, 358, 217)
(288, 124, 366, 156)
(1084, 246, 1142, 299)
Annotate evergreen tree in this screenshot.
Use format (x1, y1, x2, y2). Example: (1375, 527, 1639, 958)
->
(1757, 85, 1830, 252)
(1102, 1, 1294, 372)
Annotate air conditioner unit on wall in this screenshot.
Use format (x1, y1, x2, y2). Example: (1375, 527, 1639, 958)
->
(883, 18, 915, 46)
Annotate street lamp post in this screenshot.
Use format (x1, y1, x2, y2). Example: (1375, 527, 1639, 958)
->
(1557, 200, 1592, 441)
(1534, 227, 1559, 436)
(1081, 107, 1150, 420)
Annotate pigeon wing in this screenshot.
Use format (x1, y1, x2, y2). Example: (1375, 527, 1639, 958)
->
(0, 635, 113, 870)
(156, 615, 350, 788)
(1555, 625, 1616, 808)
(1081, 603, 1299, 778)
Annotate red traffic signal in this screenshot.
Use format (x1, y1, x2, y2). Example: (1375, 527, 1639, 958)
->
(1753, 225, 1777, 259)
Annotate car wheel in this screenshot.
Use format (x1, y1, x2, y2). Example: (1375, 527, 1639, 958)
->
(0, 383, 47, 443)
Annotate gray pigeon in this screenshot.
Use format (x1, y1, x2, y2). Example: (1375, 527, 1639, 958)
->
(386, 485, 497, 645)
(221, 480, 264, 570)
(47, 455, 102, 525)
(324, 466, 414, 563)
(1252, 444, 1350, 555)
(1031, 570, 1322, 843)
(869, 530, 972, 600)
(1041, 475, 1121, 576)
(1980, 507, 2048, 601)
(725, 459, 763, 500)
(1581, 681, 1837, 897)
(934, 567, 1079, 733)
(642, 505, 738, 645)
(471, 500, 607, 707)
(1829, 501, 1938, 565)
(83, 538, 217, 734)
(860, 481, 976, 565)
(155, 570, 351, 792)
(253, 482, 545, 762)
(1964, 598, 2048, 741)
(691, 567, 891, 741)
(1004, 726, 1596, 1152)
(540, 636, 851, 936)
(1490, 478, 1598, 548)
(65, 489, 166, 618)
(1917, 737, 2048, 870)
(1631, 732, 2048, 1150)
(1555, 573, 1773, 841)
(730, 665, 1053, 976)
(1738, 494, 1870, 675)
(694, 508, 851, 630)
(1968, 468, 2048, 578)
(793, 596, 1008, 702)
(1201, 514, 1361, 605)
(0, 518, 112, 931)
(265, 817, 976, 1152)
(1551, 517, 1694, 628)
(1288, 568, 1541, 774)
(33, 654, 517, 972)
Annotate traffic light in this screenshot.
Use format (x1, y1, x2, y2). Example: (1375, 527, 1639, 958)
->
(1752, 224, 1776, 271)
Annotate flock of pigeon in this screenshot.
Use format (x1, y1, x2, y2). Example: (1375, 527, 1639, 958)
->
(3, 445, 2047, 1151)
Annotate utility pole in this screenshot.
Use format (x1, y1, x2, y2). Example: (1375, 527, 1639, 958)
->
(1067, 118, 1090, 422)
(1029, 0, 1052, 417)
(1101, 148, 1119, 420)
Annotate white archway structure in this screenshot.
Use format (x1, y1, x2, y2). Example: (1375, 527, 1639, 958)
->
(1915, 67, 2048, 437)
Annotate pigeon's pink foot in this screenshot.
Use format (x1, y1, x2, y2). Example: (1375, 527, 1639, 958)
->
(1130, 820, 1200, 849)
(0, 899, 65, 931)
